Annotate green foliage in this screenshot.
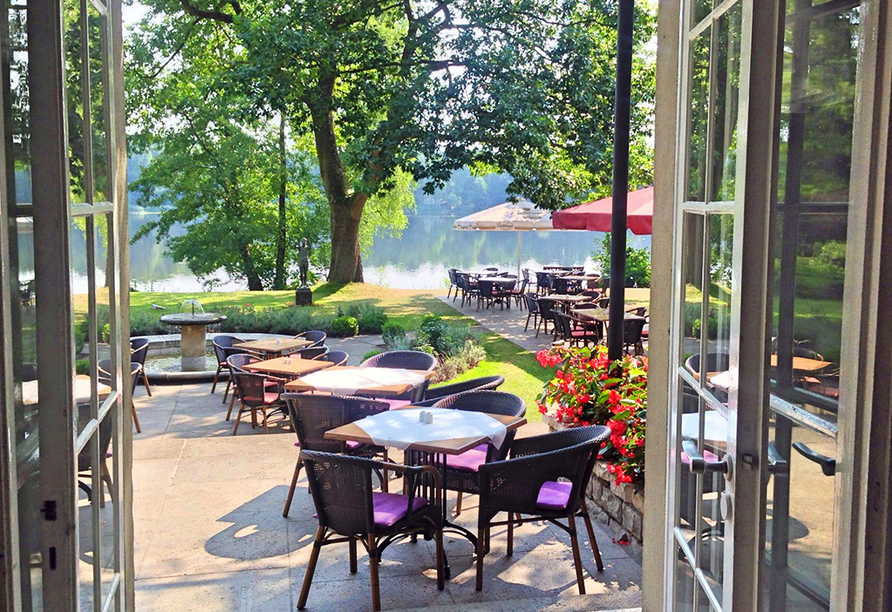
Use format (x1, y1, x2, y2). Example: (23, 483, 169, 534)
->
(362, 349, 383, 362)
(343, 302, 388, 334)
(329, 316, 359, 338)
(75, 358, 91, 376)
(594, 233, 652, 287)
(381, 322, 406, 344)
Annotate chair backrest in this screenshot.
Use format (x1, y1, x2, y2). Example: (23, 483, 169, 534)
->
(597, 297, 610, 309)
(537, 297, 558, 320)
(478, 279, 496, 299)
(130, 338, 150, 367)
(314, 350, 349, 366)
(283, 393, 389, 453)
(524, 293, 539, 313)
(552, 312, 574, 341)
(360, 350, 437, 372)
(535, 271, 552, 290)
(417, 375, 506, 406)
(433, 390, 524, 460)
(212, 335, 239, 364)
(98, 359, 141, 394)
(296, 330, 327, 347)
(522, 268, 531, 283)
(227, 353, 260, 372)
(626, 306, 648, 317)
(231, 372, 273, 408)
(295, 346, 329, 360)
(684, 352, 730, 376)
(300, 450, 378, 535)
(484, 267, 499, 272)
(623, 317, 647, 345)
(447, 269, 458, 286)
(552, 277, 571, 294)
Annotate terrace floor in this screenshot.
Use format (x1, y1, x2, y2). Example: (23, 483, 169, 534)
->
(131, 359, 642, 611)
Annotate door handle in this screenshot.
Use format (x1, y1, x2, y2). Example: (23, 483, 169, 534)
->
(766, 441, 789, 477)
(792, 442, 836, 476)
(682, 439, 730, 475)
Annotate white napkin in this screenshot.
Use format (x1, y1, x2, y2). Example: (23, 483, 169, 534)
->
(353, 407, 508, 451)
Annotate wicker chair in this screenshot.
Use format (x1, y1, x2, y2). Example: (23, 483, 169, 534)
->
(129, 337, 152, 396)
(295, 330, 327, 347)
(229, 372, 285, 435)
(294, 345, 329, 360)
(535, 297, 559, 337)
(446, 268, 460, 301)
(360, 350, 437, 371)
(476, 279, 508, 310)
(211, 335, 240, 394)
(224, 353, 267, 420)
(522, 268, 537, 294)
(523, 293, 540, 332)
(534, 271, 553, 295)
(622, 317, 647, 356)
(415, 375, 505, 407)
(505, 278, 528, 309)
(282, 393, 392, 517)
(475, 425, 610, 593)
(456, 272, 479, 307)
(314, 350, 349, 366)
(76, 403, 114, 507)
(297, 450, 444, 611)
(98, 360, 143, 434)
(428, 391, 526, 517)
(554, 312, 602, 348)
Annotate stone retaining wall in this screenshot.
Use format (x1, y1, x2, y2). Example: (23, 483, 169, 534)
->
(543, 414, 644, 560)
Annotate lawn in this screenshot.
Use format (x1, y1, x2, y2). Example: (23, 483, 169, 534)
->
(124, 283, 551, 420)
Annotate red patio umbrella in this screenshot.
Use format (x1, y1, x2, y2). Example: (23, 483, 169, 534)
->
(551, 186, 653, 235)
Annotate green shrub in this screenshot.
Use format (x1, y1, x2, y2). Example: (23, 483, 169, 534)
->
(75, 358, 91, 375)
(593, 233, 651, 287)
(358, 311, 388, 334)
(384, 334, 414, 351)
(362, 349, 383, 361)
(382, 322, 406, 344)
(329, 315, 359, 337)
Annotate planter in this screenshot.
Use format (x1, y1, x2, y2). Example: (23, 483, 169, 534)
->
(544, 413, 644, 559)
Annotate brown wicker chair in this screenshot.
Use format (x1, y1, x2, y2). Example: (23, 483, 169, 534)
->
(229, 372, 285, 435)
(535, 297, 559, 337)
(297, 450, 444, 611)
(475, 425, 610, 593)
(98, 359, 143, 434)
(554, 312, 602, 348)
(313, 350, 349, 366)
(129, 337, 152, 396)
(425, 391, 526, 517)
(523, 293, 540, 331)
(294, 330, 327, 347)
(414, 375, 505, 408)
(281, 393, 393, 517)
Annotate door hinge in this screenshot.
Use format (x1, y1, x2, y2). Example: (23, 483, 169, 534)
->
(40, 500, 57, 521)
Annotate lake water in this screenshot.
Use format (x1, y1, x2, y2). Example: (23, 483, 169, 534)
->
(21, 211, 650, 292)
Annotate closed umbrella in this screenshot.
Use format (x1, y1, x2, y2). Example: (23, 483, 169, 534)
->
(453, 200, 554, 276)
(551, 187, 653, 235)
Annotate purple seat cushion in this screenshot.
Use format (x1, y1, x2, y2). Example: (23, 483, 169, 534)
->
(372, 492, 428, 527)
(536, 480, 572, 510)
(680, 448, 719, 465)
(445, 444, 488, 472)
(380, 399, 411, 411)
(346, 440, 362, 450)
(263, 392, 280, 404)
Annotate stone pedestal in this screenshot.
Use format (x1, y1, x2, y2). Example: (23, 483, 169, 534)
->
(295, 287, 313, 306)
(179, 325, 208, 371)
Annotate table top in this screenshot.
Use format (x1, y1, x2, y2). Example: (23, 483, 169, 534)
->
(544, 293, 591, 303)
(561, 275, 600, 282)
(244, 356, 333, 377)
(770, 355, 833, 373)
(477, 277, 517, 285)
(236, 338, 312, 353)
(324, 410, 527, 455)
(284, 366, 435, 395)
(572, 308, 646, 322)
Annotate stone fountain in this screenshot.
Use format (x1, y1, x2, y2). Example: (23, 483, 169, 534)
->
(159, 300, 226, 371)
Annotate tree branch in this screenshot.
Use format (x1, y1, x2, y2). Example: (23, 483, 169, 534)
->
(177, 0, 240, 24)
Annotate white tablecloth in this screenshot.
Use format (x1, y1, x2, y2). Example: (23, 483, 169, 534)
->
(681, 411, 728, 447)
(297, 367, 426, 396)
(22, 378, 110, 406)
(353, 407, 508, 451)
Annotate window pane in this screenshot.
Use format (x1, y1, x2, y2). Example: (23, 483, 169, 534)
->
(71, 217, 96, 437)
(77, 435, 96, 610)
(687, 28, 711, 202)
(677, 378, 700, 532)
(711, 4, 742, 202)
(87, 4, 109, 202)
(65, 2, 87, 204)
(698, 404, 727, 601)
(681, 214, 705, 377)
(707, 214, 733, 356)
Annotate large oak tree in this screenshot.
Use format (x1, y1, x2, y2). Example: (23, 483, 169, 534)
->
(131, 0, 655, 283)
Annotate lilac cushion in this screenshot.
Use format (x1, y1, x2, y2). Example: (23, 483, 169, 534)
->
(379, 399, 411, 410)
(263, 392, 280, 404)
(445, 444, 488, 472)
(372, 492, 428, 527)
(346, 440, 362, 450)
(680, 449, 719, 465)
(536, 480, 572, 510)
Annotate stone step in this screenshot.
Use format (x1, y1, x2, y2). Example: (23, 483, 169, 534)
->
(400, 595, 641, 612)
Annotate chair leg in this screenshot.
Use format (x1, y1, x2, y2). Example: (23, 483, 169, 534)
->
(222, 377, 232, 403)
(211, 366, 221, 394)
(475, 524, 486, 591)
(297, 526, 325, 610)
(507, 512, 514, 556)
(568, 514, 586, 594)
(232, 404, 244, 435)
(283, 456, 303, 517)
(349, 537, 358, 574)
(580, 498, 604, 571)
(131, 401, 141, 434)
(368, 534, 381, 612)
(524, 313, 531, 332)
(261, 407, 270, 434)
(226, 391, 237, 421)
(454, 489, 463, 517)
(142, 370, 153, 396)
(100, 460, 114, 506)
(434, 523, 445, 590)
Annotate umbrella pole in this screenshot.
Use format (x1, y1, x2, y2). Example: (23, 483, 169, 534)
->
(516, 232, 522, 279)
(608, 0, 634, 361)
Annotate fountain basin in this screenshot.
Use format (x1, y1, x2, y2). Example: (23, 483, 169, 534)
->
(159, 301, 227, 372)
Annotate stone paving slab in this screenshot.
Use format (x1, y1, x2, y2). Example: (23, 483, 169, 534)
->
(132, 334, 641, 611)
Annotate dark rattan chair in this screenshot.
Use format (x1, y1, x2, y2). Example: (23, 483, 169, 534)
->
(229, 372, 285, 436)
(211, 335, 240, 394)
(535, 271, 553, 295)
(477, 279, 507, 310)
(415, 375, 505, 407)
(224, 353, 266, 420)
(129, 337, 152, 396)
(76, 405, 114, 507)
(295, 330, 327, 347)
(523, 293, 540, 332)
(360, 350, 437, 372)
(297, 450, 444, 611)
(98, 359, 143, 434)
(282, 393, 392, 517)
(446, 268, 459, 301)
(294, 345, 329, 360)
(314, 350, 349, 366)
(505, 278, 528, 309)
(429, 390, 526, 517)
(456, 272, 479, 307)
(535, 297, 559, 338)
(475, 425, 610, 593)
(622, 317, 647, 356)
(554, 312, 602, 348)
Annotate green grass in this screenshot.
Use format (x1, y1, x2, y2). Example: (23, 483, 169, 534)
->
(124, 283, 552, 419)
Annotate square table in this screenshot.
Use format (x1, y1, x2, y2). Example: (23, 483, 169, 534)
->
(244, 356, 333, 378)
(769, 354, 833, 374)
(284, 366, 435, 396)
(572, 308, 646, 323)
(236, 337, 312, 357)
(324, 409, 526, 578)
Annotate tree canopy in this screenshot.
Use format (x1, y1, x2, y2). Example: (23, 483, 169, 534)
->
(128, 0, 656, 283)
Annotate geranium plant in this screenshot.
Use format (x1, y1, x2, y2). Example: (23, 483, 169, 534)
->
(536, 345, 647, 485)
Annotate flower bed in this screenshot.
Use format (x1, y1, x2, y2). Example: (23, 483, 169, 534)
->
(537, 345, 647, 553)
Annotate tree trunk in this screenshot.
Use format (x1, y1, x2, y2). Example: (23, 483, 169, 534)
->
(273, 115, 288, 289)
(309, 78, 367, 283)
(240, 244, 264, 290)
